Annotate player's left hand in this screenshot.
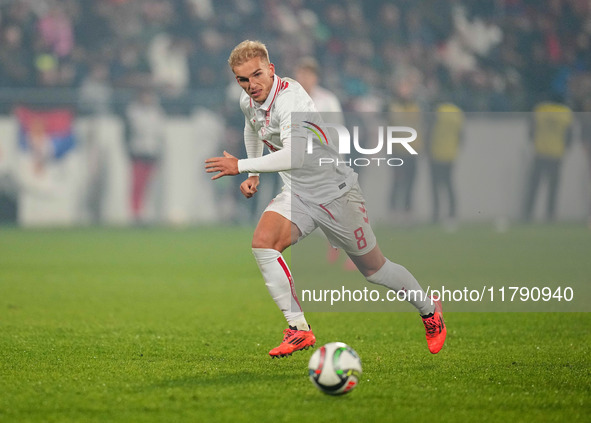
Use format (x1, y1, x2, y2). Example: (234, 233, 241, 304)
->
(205, 151, 239, 180)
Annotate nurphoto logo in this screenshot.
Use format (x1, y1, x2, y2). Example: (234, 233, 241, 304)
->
(305, 123, 418, 167)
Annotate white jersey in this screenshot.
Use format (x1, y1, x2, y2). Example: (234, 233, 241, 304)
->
(237, 74, 357, 204)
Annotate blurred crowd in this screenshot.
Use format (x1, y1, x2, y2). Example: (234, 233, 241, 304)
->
(1, 0, 591, 114)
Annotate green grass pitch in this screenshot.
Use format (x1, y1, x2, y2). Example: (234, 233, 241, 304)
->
(0, 224, 589, 422)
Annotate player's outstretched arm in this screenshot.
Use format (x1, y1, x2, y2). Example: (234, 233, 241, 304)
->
(205, 151, 239, 180)
(240, 175, 259, 198)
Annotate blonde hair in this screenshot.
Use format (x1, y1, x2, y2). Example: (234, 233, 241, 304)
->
(228, 40, 270, 70)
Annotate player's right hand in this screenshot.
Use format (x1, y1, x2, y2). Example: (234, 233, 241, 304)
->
(240, 176, 260, 198)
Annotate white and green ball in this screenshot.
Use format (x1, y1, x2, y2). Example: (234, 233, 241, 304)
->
(308, 342, 362, 395)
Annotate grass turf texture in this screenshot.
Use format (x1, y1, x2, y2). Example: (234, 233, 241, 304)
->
(0, 225, 589, 422)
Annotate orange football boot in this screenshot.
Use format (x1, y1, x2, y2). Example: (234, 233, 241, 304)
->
(269, 326, 316, 358)
(422, 298, 446, 354)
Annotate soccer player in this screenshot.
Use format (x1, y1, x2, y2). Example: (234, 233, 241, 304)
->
(205, 40, 446, 357)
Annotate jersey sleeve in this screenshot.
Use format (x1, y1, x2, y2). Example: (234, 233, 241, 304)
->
(238, 113, 293, 174)
(242, 116, 263, 177)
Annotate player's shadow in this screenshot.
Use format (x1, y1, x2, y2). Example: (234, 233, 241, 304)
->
(142, 356, 310, 393)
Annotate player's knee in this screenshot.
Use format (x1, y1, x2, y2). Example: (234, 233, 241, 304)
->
(353, 248, 387, 277)
(251, 233, 289, 251)
(251, 236, 269, 249)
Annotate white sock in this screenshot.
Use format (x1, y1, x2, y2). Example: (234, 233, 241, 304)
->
(365, 259, 435, 316)
(252, 248, 309, 330)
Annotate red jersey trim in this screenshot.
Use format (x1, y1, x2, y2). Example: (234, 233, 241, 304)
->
(264, 75, 282, 111)
(319, 204, 336, 221)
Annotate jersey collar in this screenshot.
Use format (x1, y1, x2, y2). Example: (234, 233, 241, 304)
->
(251, 74, 281, 111)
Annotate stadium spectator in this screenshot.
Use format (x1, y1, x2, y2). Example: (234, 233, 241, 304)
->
(579, 97, 591, 228)
(37, 2, 74, 59)
(77, 62, 114, 223)
(427, 101, 465, 227)
(78, 63, 113, 116)
(0, 24, 34, 88)
(148, 31, 190, 96)
(388, 77, 424, 225)
(522, 94, 574, 222)
(125, 89, 166, 223)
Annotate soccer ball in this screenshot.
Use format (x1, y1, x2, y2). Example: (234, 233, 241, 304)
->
(308, 342, 362, 395)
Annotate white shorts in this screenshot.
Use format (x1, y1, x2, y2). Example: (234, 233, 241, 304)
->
(264, 184, 377, 256)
